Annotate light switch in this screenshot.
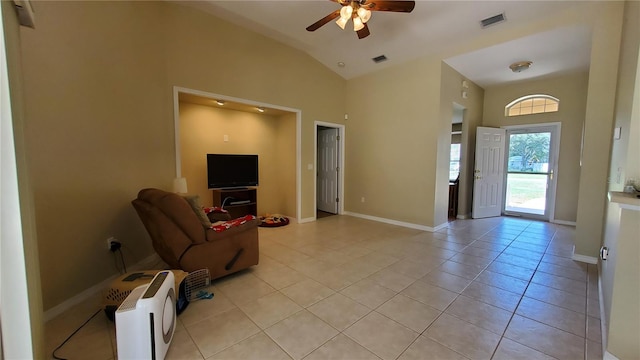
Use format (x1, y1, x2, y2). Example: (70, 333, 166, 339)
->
(223, 135, 229, 142)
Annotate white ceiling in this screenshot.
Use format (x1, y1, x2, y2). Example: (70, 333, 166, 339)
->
(177, 0, 594, 88)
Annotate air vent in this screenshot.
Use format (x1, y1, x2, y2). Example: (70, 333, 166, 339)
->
(372, 55, 388, 63)
(480, 13, 506, 28)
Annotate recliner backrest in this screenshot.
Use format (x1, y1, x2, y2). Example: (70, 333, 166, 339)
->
(132, 189, 207, 266)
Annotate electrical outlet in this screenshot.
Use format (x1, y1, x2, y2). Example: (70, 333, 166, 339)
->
(361, 197, 365, 203)
(107, 237, 116, 250)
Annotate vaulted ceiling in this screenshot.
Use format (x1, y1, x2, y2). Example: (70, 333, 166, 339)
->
(178, 1, 594, 88)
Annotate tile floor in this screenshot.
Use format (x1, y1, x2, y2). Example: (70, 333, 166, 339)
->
(45, 215, 603, 359)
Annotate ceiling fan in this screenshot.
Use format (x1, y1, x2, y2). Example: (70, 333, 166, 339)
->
(306, 0, 416, 39)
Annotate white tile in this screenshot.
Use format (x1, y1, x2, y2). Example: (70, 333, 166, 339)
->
(307, 293, 371, 331)
(398, 335, 468, 360)
(209, 332, 291, 360)
(185, 308, 261, 358)
(341, 278, 397, 309)
(344, 312, 418, 360)
(280, 279, 335, 307)
(425, 313, 501, 360)
(305, 334, 380, 360)
(237, 292, 303, 329)
(265, 310, 338, 359)
(376, 294, 441, 333)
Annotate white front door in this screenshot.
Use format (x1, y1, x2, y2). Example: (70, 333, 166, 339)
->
(317, 128, 339, 213)
(472, 127, 506, 219)
(503, 124, 560, 220)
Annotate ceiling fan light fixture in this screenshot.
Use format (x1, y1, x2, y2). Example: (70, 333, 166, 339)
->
(336, 16, 348, 29)
(353, 16, 364, 31)
(340, 5, 353, 19)
(357, 8, 371, 23)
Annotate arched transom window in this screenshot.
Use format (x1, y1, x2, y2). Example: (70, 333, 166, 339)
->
(505, 95, 559, 117)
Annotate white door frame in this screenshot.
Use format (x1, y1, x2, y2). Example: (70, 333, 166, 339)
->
(314, 121, 345, 217)
(501, 122, 561, 221)
(172, 86, 303, 222)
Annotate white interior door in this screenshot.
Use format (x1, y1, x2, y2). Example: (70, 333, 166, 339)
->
(317, 128, 338, 213)
(472, 127, 506, 219)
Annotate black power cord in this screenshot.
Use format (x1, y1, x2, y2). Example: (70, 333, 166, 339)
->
(110, 243, 127, 274)
(117, 248, 127, 273)
(52, 308, 102, 360)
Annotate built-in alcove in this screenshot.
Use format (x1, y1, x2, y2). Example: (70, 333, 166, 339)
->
(176, 91, 298, 218)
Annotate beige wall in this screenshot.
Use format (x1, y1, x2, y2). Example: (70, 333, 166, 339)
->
(179, 102, 296, 217)
(344, 59, 482, 228)
(608, 0, 640, 191)
(162, 3, 347, 221)
(275, 113, 298, 216)
(16, 1, 344, 311)
(344, 57, 442, 227)
(19, 1, 169, 311)
(602, 1, 640, 358)
(441, 63, 484, 221)
(574, 2, 625, 257)
(482, 72, 589, 223)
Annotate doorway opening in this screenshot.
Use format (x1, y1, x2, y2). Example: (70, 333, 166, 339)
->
(315, 121, 345, 219)
(449, 103, 464, 220)
(472, 123, 560, 221)
(503, 124, 560, 220)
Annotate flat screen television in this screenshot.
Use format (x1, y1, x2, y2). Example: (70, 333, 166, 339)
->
(207, 154, 259, 189)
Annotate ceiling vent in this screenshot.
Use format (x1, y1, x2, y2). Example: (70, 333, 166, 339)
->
(372, 55, 388, 63)
(480, 13, 506, 28)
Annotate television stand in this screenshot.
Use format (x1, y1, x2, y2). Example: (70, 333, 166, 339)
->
(212, 188, 257, 218)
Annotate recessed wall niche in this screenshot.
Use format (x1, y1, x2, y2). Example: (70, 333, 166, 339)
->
(178, 99, 296, 217)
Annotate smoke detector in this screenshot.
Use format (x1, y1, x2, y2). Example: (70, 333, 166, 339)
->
(509, 61, 532, 73)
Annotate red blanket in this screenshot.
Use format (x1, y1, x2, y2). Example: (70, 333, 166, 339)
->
(211, 214, 256, 232)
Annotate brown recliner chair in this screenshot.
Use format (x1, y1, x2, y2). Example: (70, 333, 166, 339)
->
(132, 188, 259, 280)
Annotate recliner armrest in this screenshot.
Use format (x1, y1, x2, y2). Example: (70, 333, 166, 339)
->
(205, 218, 260, 242)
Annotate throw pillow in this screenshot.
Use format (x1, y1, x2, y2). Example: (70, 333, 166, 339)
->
(181, 195, 212, 228)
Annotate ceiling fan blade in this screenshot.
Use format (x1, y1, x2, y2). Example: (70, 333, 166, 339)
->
(368, 1, 415, 13)
(306, 9, 341, 31)
(356, 23, 370, 39)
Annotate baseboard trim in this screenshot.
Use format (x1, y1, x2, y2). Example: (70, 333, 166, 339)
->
(343, 211, 439, 232)
(551, 219, 577, 226)
(43, 253, 161, 322)
(598, 265, 611, 359)
(433, 222, 449, 232)
(298, 217, 315, 224)
(571, 246, 598, 264)
(456, 213, 470, 220)
(604, 351, 619, 360)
